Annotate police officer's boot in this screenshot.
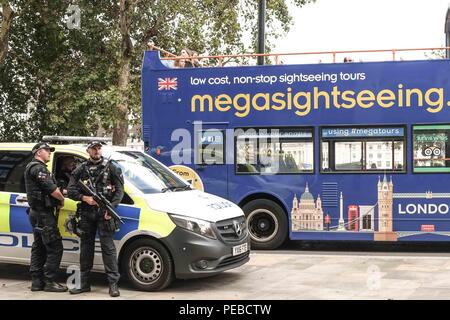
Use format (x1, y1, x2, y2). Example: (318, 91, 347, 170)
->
(44, 280, 68, 292)
(69, 280, 91, 294)
(70, 271, 91, 294)
(30, 278, 45, 292)
(69, 285, 91, 294)
(109, 283, 120, 297)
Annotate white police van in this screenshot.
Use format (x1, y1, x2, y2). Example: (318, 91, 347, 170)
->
(0, 140, 249, 291)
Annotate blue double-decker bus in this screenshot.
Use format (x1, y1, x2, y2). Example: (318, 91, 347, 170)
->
(142, 50, 450, 249)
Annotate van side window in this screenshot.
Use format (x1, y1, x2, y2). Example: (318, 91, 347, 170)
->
(53, 153, 85, 196)
(53, 152, 134, 204)
(0, 151, 33, 193)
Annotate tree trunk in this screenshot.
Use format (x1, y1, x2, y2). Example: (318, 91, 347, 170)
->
(113, 0, 132, 146)
(0, 2, 14, 65)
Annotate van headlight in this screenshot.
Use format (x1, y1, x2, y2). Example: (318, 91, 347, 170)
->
(169, 214, 217, 239)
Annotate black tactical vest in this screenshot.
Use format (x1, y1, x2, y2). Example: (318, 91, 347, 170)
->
(24, 160, 57, 209)
(81, 158, 113, 201)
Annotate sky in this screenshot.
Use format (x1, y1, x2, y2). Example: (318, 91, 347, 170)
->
(274, 0, 450, 64)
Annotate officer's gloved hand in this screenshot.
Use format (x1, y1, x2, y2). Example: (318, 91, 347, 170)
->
(82, 196, 98, 206)
(104, 212, 112, 220)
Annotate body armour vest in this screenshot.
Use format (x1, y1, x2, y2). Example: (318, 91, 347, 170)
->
(24, 160, 58, 209)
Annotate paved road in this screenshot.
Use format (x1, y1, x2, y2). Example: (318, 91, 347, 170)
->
(2, 242, 450, 300)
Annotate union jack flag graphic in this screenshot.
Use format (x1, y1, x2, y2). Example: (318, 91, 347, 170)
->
(158, 77, 178, 90)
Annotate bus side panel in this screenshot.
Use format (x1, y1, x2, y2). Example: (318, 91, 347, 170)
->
(142, 51, 450, 242)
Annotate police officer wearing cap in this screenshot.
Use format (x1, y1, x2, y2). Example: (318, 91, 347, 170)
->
(24, 142, 67, 292)
(67, 141, 124, 297)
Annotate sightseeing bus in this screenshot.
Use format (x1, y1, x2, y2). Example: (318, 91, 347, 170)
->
(142, 48, 450, 249)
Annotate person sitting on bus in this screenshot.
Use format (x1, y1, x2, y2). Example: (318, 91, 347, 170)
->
(344, 56, 354, 63)
(284, 153, 297, 172)
(277, 151, 287, 172)
(191, 51, 201, 67)
(174, 48, 193, 68)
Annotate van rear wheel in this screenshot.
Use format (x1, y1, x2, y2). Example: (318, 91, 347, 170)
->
(121, 238, 174, 291)
(242, 199, 288, 250)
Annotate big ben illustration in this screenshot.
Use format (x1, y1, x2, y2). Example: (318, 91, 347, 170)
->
(374, 175, 398, 241)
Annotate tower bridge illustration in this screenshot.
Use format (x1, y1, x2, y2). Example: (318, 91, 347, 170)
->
(291, 175, 450, 241)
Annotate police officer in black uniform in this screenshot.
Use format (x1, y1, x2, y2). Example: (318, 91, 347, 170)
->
(67, 141, 124, 297)
(24, 142, 67, 292)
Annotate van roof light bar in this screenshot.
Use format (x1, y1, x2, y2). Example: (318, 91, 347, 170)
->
(41, 136, 112, 144)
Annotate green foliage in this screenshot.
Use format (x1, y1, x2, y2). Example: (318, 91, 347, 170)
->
(0, 0, 314, 142)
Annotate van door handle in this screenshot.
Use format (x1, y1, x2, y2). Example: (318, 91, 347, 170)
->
(16, 195, 29, 203)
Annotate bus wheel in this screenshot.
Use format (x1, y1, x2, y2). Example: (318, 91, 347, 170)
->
(121, 238, 174, 291)
(242, 199, 288, 250)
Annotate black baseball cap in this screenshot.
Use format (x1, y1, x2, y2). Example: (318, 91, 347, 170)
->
(32, 142, 55, 154)
(86, 141, 104, 149)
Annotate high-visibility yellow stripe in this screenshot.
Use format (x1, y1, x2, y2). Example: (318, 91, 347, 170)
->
(0, 193, 10, 232)
(133, 196, 175, 237)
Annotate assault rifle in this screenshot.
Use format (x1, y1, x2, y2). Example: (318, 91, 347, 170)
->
(78, 180, 124, 224)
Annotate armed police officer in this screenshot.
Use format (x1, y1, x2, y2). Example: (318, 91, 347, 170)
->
(24, 142, 67, 292)
(67, 141, 124, 297)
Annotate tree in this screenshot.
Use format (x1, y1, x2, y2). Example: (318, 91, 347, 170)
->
(0, 1, 14, 65)
(115, 0, 132, 146)
(0, 0, 314, 144)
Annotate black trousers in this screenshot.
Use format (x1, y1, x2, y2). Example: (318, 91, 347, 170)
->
(29, 208, 63, 282)
(78, 212, 120, 286)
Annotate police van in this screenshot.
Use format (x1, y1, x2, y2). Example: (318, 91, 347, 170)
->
(0, 141, 250, 291)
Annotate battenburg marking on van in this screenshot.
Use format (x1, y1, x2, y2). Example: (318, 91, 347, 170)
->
(9, 205, 32, 233)
(0, 193, 10, 232)
(133, 197, 176, 237)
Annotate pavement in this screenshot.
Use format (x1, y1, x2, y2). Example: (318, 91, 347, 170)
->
(2, 242, 450, 299)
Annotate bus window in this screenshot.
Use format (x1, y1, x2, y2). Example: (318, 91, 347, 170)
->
(393, 141, 404, 170)
(196, 130, 224, 165)
(320, 126, 406, 173)
(235, 127, 314, 174)
(335, 141, 363, 171)
(366, 141, 389, 170)
(236, 139, 258, 173)
(413, 124, 450, 173)
(321, 141, 329, 171)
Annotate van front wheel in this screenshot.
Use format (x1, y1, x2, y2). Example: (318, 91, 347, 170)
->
(121, 238, 174, 291)
(242, 199, 288, 250)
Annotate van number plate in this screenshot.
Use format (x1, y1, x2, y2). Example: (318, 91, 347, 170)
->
(232, 243, 248, 256)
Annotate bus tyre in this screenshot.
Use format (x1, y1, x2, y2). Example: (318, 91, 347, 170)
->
(121, 238, 174, 291)
(243, 199, 288, 250)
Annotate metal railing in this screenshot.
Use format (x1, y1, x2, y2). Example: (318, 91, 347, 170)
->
(147, 45, 450, 66)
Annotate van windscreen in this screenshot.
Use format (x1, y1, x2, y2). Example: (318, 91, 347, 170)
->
(117, 151, 190, 194)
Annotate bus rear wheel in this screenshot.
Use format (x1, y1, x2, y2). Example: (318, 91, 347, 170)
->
(242, 199, 288, 250)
